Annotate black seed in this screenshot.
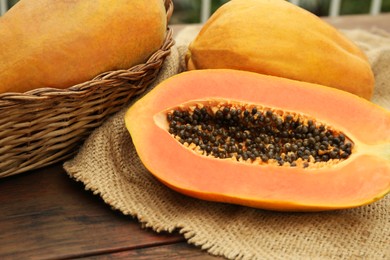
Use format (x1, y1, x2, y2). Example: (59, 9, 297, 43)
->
(291, 162, 297, 167)
(290, 153, 297, 162)
(225, 113, 232, 120)
(170, 104, 352, 167)
(291, 144, 298, 152)
(230, 109, 237, 116)
(285, 114, 293, 122)
(193, 138, 200, 145)
(230, 146, 238, 153)
(321, 154, 329, 161)
(251, 107, 257, 115)
(173, 110, 182, 117)
(329, 150, 338, 159)
(215, 110, 223, 118)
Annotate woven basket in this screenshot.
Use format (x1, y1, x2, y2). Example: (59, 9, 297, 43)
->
(0, 0, 174, 178)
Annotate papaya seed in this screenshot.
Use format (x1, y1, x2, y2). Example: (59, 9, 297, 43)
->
(166, 102, 353, 169)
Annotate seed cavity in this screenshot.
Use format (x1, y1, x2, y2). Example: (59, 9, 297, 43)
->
(163, 100, 353, 169)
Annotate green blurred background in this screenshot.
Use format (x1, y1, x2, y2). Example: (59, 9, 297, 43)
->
(170, 0, 390, 24)
(5, 0, 390, 24)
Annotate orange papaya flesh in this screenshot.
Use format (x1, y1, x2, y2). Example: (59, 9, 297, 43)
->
(125, 69, 390, 211)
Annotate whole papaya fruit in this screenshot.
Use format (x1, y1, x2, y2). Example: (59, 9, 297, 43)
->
(0, 0, 167, 93)
(185, 0, 374, 100)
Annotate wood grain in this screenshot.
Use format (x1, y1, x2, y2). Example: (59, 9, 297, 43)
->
(79, 242, 223, 259)
(0, 163, 184, 259)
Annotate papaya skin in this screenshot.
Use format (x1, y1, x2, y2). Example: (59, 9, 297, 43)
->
(186, 0, 375, 100)
(0, 0, 167, 93)
(125, 69, 390, 212)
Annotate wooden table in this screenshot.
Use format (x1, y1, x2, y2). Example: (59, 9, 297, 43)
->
(1, 14, 389, 260)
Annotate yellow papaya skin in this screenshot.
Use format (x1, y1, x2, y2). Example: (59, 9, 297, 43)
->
(0, 0, 167, 93)
(186, 0, 375, 100)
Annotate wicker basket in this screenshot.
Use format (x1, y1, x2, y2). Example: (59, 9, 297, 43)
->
(0, 0, 174, 178)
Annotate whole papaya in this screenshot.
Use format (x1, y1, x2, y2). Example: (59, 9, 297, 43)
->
(185, 0, 374, 100)
(0, 0, 167, 93)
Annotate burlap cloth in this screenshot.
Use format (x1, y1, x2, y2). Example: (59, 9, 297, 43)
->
(64, 26, 390, 260)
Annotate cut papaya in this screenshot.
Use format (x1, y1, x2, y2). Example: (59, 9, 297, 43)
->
(125, 69, 390, 211)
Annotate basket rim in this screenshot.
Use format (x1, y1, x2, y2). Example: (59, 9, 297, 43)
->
(0, 0, 174, 103)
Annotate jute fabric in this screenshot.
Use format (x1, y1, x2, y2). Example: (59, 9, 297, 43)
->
(64, 27, 390, 260)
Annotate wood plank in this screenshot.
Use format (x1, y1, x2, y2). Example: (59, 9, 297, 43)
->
(79, 242, 223, 259)
(0, 164, 184, 259)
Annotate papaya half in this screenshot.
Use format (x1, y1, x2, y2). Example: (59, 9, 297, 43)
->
(186, 0, 374, 100)
(125, 69, 390, 212)
(0, 0, 167, 93)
